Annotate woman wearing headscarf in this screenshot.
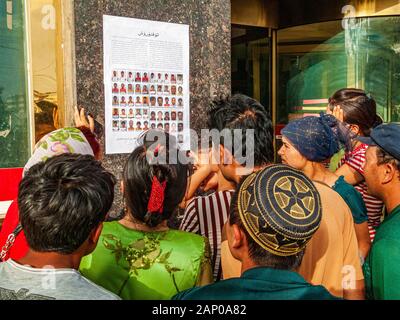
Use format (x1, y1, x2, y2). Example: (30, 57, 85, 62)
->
(0, 126, 96, 262)
(278, 113, 371, 260)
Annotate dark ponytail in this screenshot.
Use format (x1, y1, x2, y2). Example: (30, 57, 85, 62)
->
(329, 88, 381, 137)
(123, 131, 191, 228)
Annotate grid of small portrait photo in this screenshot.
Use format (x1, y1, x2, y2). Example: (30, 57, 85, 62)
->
(111, 70, 185, 135)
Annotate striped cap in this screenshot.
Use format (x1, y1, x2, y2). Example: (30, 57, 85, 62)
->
(237, 164, 322, 256)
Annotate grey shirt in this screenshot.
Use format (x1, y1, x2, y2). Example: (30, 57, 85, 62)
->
(0, 260, 120, 300)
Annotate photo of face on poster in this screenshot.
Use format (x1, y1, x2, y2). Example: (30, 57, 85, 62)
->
(164, 85, 170, 95)
(112, 83, 119, 93)
(157, 97, 163, 107)
(113, 120, 119, 131)
(164, 97, 170, 107)
(112, 70, 118, 82)
(128, 108, 134, 118)
(120, 96, 127, 106)
(150, 96, 156, 107)
(120, 120, 127, 131)
(112, 108, 119, 118)
(120, 70, 126, 81)
(177, 74, 183, 84)
(113, 96, 119, 106)
(128, 120, 135, 131)
(128, 71, 134, 82)
(171, 85, 176, 95)
(177, 86, 183, 96)
(171, 111, 177, 121)
(143, 121, 149, 130)
(171, 74, 176, 84)
(120, 108, 127, 118)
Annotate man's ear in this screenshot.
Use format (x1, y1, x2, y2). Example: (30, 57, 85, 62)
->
(382, 163, 397, 184)
(231, 224, 246, 249)
(89, 223, 104, 246)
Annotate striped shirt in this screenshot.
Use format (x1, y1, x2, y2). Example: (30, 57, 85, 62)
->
(179, 190, 234, 281)
(340, 143, 384, 241)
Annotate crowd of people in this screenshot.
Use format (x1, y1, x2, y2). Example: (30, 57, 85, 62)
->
(0, 89, 399, 300)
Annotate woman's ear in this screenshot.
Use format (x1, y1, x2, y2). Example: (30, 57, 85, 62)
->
(120, 180, 125, 194)
(350, 124, 361, 136)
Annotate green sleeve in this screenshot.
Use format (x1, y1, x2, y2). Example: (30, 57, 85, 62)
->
(368, 239, 400, 300)
(343, 188, 368, 224)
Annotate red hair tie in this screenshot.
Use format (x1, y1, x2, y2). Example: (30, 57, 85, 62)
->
(147, 176, 167, 214)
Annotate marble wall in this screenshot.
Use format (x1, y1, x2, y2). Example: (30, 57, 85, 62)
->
(74, 0, 231, 216)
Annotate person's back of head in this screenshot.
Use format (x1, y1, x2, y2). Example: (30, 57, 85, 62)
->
(228, 164, 322, 271)
(123, 130, 191, 228)
(328, 88, 382, 137)
(208, 94, 274, 167)
(18, 153, 116, 255)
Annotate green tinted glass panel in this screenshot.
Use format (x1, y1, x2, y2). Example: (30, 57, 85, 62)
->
(0, 0, 30, 168)
(277, 16, 400, 125)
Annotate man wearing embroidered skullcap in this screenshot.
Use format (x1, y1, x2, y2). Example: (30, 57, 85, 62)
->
(173, 164, 339, 300)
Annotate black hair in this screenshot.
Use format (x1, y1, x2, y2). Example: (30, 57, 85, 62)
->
(229, 178, 305, 270)
(208, 94, 274, 166)
(376, 147, 400, 175)
(329, 88, 383, 137)
(18, 153, 116, 254)
(123, 131, 192, 228)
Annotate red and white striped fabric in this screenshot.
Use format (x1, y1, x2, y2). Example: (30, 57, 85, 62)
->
(179, 190, 234, 281)
(340, 144, 384, 241)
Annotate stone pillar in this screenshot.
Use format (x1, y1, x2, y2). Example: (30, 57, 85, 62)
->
(74, 0, 231, 215)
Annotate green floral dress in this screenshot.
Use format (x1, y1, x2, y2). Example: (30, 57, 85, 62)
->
(79, 221, 211, 300)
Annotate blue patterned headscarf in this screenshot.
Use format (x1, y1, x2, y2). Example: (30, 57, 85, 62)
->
(281, 113, 352, 162)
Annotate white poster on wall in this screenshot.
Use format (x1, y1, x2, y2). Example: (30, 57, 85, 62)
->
(103, 15, 190, 154)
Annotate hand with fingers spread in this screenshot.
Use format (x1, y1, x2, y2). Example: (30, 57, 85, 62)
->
(326, 105, 344, 122)
(74, 106, 95, 133)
